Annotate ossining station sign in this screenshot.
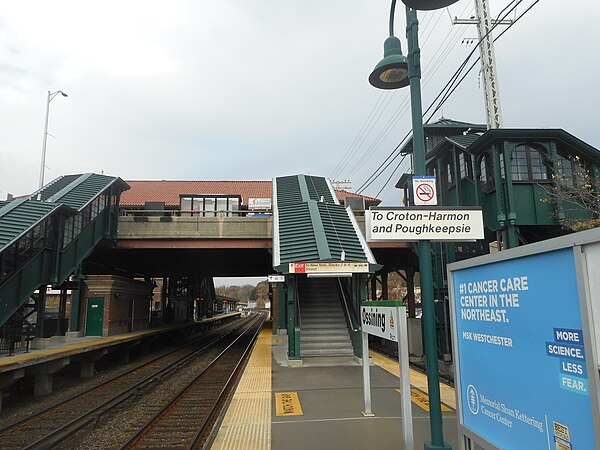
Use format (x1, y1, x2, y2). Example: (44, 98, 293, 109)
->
(366, 206, 484, 242)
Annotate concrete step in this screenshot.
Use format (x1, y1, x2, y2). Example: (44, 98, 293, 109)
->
(301, 311, 344, 317)
(301, 298, 339, 303)
(301, 347, 355, 356)
(301, 305, 340, 311)
(302, 315, 345, 321)
(300, 355, 358, 366)
(302, 328, 349, 336)
(302, 323, 348, 330)
(302, 314, 344, 320)
(300, 339, 352, 350)
(301, 306, 342, 311)
(301, 334, 350, 342)
(302, 323, 347, 329)
(302, 316, 345, 322)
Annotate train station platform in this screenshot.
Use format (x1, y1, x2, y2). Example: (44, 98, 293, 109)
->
(212, 323, 458, 449)
(0, 312, 241, 410)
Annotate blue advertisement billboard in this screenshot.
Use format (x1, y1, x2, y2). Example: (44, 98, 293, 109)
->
(452, 248, 596, 449)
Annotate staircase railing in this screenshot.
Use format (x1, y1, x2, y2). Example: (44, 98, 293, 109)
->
(290, 277, 301, 359)
(337, 278, 357, 332)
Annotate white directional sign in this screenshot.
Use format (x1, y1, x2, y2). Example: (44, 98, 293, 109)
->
(412, 176, 437, 206)
(288, 262, 369, 274)
(366, 207, 484, 242)
(360, 301, 413, 449)
(268, 275, 285, 283)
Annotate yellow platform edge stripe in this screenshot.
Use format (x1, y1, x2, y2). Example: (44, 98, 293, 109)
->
(371, 350, 456, 410)
(211, 323, 272, 450)
(394, 388, 452, 412)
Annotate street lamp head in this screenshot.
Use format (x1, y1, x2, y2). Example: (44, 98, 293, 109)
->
(59, 91, 68, 97)
(401, 0, 459, 11)
(369, 36, 409, 90)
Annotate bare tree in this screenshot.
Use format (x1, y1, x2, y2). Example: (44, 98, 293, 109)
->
(542, 155, 600, 231)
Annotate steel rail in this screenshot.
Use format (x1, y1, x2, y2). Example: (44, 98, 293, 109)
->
(120, 315, 264, 449)
(0, 316, 252, 449)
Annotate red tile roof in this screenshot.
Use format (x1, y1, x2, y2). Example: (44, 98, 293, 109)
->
(121, 180, 380, 207)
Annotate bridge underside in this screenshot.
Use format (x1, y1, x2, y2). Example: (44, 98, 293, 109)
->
(85, 239, 416, 279)
(86, 240, 273, 278)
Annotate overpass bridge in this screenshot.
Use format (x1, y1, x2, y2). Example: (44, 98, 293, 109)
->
(1, 173, 417, 359)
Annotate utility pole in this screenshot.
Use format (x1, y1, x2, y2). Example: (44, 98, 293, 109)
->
(454, 0, 510, 129)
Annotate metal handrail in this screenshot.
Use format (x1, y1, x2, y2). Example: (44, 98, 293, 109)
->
(337, 278, 358, 332)
(295, 281, 301, 329)
(119, 208, 273, 217)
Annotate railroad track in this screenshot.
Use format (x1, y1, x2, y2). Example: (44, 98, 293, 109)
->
(0, 315, 258, 449)
(120, 315, 263, 449)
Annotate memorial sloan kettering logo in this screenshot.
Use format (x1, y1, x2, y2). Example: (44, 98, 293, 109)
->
(467, 385, 480, 414)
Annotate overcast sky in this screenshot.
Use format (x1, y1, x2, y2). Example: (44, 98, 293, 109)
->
(2, 0, 599, 206)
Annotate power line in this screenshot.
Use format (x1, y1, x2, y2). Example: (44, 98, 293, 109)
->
(426, 0, 539, 122)
(344, 7, 472, 183)
(330, 91, 390, 178)
(333, 5, 472, 182)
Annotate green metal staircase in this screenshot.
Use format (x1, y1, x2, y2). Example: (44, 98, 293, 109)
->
(272, 174, 379, 360)
(0, 173, 129, 327)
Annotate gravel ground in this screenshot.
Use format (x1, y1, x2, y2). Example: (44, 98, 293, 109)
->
(0, 337, 187, 428)
(55, 340, 237, 449)
(0, 317, 252, 449)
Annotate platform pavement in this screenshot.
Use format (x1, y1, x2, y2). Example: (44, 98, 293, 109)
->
(0, 312, 242, 374)
(212, 325, 458, 450)
(0, 312, 242, 408)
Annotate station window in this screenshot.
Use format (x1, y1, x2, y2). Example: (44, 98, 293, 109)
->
(479, 153, 495, 192)
(511, 144, 551, 182)
(180, 198, 192, 215)
(458, 152, 472, 180)
(216, 198, 227, 217)
(204, 198, 215, 216)
(443, 154, 455, 188)
(0, 244, 16, 284)
(556, 154, 587, 187)
(179, 195, 243, 217)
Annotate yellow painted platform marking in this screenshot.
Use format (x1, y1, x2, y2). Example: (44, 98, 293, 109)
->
(370, 350, 456, 410)
(212, 323, 272, 450)
(275, 392, 304, 416)
(395, 388, 452, 411)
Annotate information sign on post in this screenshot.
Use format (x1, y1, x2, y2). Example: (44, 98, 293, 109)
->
(448, 232, 600, 450)
(288, 262, 369, 274)
(366, 207, 484, 242)
(267, 275, 285, 283)
(360, 301, 413, 450)
(412, 175, 437, 206)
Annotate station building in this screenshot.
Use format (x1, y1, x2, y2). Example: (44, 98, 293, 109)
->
(396, 118, 600, 360)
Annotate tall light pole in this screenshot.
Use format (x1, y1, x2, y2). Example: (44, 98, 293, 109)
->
(38, 90, 68, 195)
(369, 1, 455, 449)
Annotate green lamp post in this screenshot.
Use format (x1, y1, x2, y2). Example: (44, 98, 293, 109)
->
(368, 1, 409, 90)
(369, 1, 453, 449)
(401, 0, 459, 10)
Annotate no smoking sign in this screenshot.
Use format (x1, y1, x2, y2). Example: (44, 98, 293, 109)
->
(412, 176, 437, 205)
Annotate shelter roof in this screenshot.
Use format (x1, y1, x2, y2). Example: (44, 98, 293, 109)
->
(37, 173, 129, 211)
(0, 199, 74, 248)
(120, 180, 379, 208)
(465, 128, 600, 161)
(400, 117, 487, 155)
